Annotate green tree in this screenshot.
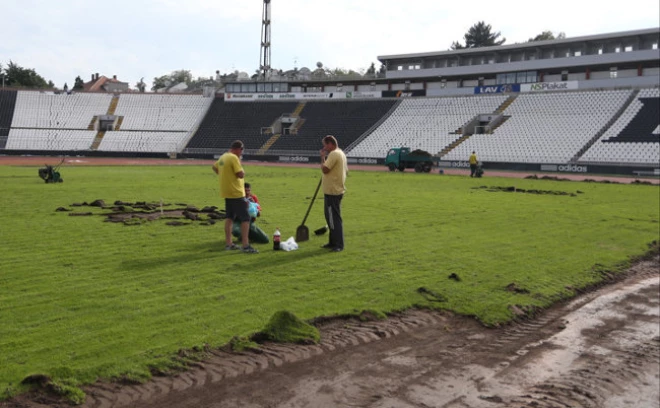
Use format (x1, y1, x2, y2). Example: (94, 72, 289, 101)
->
(170, 69, 193, 85)
(451, 21, 506, 49)
(348, 69, 362, 78)
(3, 60, 51, 88)
(73, 76, 84, 90)
(151, 70, 194, 91)
(188, 76, 216, 90)
(322, 67, 362, 79)
(366, 62, 376, 77)
(135, 78, 146, 93)
(378, 63, 387, 77)
(528, 31, 566, 42)
(151, 75, 170, 91)
(450, 41, 465, 50)
(329, 68, 346, 77)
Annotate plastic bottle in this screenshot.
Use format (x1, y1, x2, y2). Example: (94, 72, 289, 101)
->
(273, 228, 281, 250)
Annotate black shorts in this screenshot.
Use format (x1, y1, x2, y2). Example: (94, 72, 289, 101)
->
(225, 197, 250, 222)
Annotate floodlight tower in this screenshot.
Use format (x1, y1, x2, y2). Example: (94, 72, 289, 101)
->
(259, 0, 272, 81)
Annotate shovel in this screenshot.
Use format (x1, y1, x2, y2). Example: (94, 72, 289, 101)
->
(296, 178, 322, 242)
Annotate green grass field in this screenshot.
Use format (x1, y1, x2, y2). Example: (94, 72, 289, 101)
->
(1, 163, 658, 400)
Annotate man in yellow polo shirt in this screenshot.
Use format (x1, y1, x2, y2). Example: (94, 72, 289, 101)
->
(212, 140, 258, 254)
(469, 151, 478, 178)
(320, 135, 348, 252)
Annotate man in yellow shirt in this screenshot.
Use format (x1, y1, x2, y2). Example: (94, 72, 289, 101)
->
(469, 151, 478, 178)
(212, 140, 258, 253)
(320, 135, 348, 252)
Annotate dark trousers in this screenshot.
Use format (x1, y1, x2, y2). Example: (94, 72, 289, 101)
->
(324, 194, 344, 249)
(470, 164, 477, 177)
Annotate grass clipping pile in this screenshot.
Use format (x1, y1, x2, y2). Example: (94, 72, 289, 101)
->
(56, 199, 226, 226)
(254, 311, 321, 344)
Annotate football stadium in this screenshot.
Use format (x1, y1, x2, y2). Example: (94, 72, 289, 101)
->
(0, 20, 659, 408)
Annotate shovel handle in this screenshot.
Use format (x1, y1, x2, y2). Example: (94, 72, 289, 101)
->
(301, 178, 322, 226)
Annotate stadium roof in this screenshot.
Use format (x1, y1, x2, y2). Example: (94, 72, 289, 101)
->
(378, 27, 660, 61)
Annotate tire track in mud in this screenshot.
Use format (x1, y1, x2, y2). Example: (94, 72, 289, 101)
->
(461, 258, 660, 408)
(509, 336, 660, 408)
(481, 256, 660, 354)
(81, 310, 447, 408)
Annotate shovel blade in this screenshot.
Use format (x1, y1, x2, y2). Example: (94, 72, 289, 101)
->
(296, 225, 309, 242)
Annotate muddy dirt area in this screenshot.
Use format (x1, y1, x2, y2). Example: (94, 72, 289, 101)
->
(57, 200, 227, 226)
(3, 255, 658, 408)
(473, 185, 581, 196)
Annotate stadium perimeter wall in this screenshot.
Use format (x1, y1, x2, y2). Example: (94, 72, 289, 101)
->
(5, 149, 656, 178)
(3, 145, 658, 179)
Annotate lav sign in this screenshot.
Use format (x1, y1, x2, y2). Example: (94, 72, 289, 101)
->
(474, 84, 519, 94)
(477, 86, 500, 94)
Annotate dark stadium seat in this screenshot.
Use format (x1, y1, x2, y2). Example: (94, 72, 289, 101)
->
(270, 100, 396, 152)
(581, 88, 659, 164)
(604, 97, 660, 144)
(185, 99, 299, 151)
(0, 90, 18, 148)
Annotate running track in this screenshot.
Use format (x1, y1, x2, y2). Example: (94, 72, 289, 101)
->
(1, 155, 657, 184)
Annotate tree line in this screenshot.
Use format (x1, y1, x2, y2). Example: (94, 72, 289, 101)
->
(0, 61, 54, 89)
(450, 22, 564, 49)
(1, 23, 565, 91)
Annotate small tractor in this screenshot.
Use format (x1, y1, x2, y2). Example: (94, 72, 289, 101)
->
(384, 147, 438, 173)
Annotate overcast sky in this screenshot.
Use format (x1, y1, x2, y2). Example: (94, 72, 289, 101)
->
(2, 0, 658, 89)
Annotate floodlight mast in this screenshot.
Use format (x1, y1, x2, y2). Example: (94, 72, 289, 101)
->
(259, 0, 272, 83)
